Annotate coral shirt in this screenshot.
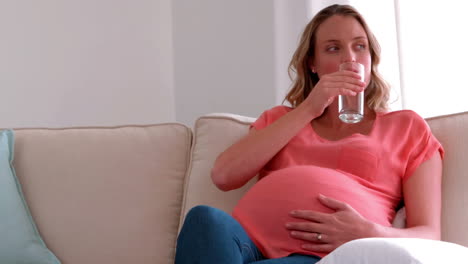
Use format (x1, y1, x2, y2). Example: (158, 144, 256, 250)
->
(232, 106, 444, 259)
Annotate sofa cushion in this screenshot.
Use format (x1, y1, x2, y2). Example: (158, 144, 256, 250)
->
(426, 111, 468, 247)
(13, 124, 191, 264)
(0, 130, 60, 264)
(181, 113, 257, 223)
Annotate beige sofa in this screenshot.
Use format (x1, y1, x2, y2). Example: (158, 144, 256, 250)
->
(10, 110, 468, 264)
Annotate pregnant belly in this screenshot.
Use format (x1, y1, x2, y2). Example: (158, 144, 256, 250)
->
(232, 165, 392, 259)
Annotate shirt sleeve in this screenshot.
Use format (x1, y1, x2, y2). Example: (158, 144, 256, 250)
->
(251, 106, 290, 130)
(403, 113, 445, 182)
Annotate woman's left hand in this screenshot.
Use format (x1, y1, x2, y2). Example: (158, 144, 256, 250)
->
(285, 194, 375, 253)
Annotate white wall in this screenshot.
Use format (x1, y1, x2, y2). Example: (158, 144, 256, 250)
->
(0, 0, 175, 128)
(0, 1, 405, 129)
(273, 0, 311, 105)
(172, 0, 277, 126)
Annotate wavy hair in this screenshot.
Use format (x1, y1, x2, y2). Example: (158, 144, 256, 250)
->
(284, 4, 390, 111)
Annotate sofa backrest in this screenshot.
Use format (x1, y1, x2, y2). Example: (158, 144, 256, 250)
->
(13, 124, 191, 264)
(426, 111, 468, 247)
(180, 113, 257, 227)
(182, 111, 468, 248)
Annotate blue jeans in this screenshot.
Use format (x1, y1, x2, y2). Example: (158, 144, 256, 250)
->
(175, 205, 321, 264)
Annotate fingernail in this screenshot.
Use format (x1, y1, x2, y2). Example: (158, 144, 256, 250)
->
(319, 194, 326, 199)
(285, 223, 292, 228)
(290, 210, 297, 215)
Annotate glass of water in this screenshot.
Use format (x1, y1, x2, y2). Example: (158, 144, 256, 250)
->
(338, 62, 365, 124)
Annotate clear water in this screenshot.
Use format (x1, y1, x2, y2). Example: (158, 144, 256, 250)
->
(339, 112, 363, 124)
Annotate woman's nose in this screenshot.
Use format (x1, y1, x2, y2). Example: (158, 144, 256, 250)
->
(341, 48, 356, 63)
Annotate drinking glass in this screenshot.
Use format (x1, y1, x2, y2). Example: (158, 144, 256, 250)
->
(338, 62, 365, 124)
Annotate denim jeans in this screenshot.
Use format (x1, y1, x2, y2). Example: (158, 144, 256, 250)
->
(175, 205, 321, 264)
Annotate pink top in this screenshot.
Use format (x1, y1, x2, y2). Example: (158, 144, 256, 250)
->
(232, 106, 444, 259)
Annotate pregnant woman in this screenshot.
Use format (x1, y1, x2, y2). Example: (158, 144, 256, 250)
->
(175, 4, 444, 264)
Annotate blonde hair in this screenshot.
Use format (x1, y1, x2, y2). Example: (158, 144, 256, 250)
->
(285, 4, 390, 111)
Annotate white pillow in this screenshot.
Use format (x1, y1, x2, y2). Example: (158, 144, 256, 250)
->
(317, 238, 468, 264)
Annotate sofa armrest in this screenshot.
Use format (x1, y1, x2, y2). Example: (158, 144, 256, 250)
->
(317, 238, 468, 264)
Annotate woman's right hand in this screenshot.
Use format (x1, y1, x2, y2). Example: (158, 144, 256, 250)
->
(304, 70, 366, 117)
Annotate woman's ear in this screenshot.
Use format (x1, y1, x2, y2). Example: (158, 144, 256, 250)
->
(308, 58, 316, 73)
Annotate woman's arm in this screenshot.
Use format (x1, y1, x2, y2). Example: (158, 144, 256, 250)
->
(371, 151, 442, 239)
(211, 101, 317, 191)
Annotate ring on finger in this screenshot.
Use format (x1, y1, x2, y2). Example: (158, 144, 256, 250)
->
(316, 233, 322, 241)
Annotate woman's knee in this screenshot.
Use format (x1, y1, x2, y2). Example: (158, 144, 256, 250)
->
(183, 205, 225, 227)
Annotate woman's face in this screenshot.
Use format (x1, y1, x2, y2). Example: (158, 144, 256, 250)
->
(312, 15, 372, 83)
